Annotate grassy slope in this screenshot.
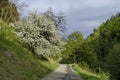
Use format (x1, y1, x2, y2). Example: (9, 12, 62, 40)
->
(72, 64, 100, 80)
(0, 20, 58, 80)
(72, 64, 110, 80)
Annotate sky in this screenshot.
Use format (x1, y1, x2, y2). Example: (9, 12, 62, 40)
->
(19, 0, 120, 38)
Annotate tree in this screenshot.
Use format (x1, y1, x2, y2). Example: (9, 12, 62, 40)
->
(0, 0, 19, 23)
(105, 43, 120, 80)
(67, 31, 84, 43)
(62, 31, 97, 66)
(44, 8, 66, 32)
(0, 0, 9, 4)
(85, 13, 120, 79)
(62, 31, 84, 63)
(96, 14, 120, 67)
(73, 42, 97, 66)
(98, 29, 107, 63)
(12, 11, 64, 57)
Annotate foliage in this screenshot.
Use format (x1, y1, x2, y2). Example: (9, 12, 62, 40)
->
(72, 64, 110, 80)
(62, 31, 97, 67)
(70, 42, 97, 66)
(12, 11, 64, 57)
(0, 20, 15, 40)
(97, 13, 120, 63)
(63, 13, 120, 80)
(67, 31, 84, 43)
(85, 13, 120, 79)
(99, 71, 110, 80)
(0, 0, 19, 23)
(105, 43, 120, 80)
(62, 31, 84, 63)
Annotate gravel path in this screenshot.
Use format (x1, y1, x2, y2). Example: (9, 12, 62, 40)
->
(42, 64, 82, 80)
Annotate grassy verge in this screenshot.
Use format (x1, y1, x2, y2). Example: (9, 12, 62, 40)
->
(39, 60, 58, 72)
(72, 64, 110, 80)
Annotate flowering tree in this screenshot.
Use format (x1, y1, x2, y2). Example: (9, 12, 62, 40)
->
(12, 12, 64, 57)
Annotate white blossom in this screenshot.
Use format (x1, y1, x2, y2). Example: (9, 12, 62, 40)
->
(12, 12, 64, 56)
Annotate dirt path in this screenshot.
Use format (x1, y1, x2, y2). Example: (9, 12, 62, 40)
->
(42, 64, 82, 80)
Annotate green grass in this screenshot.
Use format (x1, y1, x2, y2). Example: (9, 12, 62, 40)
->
(72, 64, 110, 80)
(39, 60, 58, 71)
(0, 20, 58, 80)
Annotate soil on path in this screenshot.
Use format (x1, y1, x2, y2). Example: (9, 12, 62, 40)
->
(42, 64, 82, 80)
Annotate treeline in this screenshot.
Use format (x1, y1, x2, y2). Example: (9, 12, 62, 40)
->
(63, 14, 120, 80)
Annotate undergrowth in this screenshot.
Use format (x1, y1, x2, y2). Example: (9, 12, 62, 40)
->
(72, 64, 110, 80)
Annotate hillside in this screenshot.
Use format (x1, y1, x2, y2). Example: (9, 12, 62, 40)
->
(0, 20, 58, 80)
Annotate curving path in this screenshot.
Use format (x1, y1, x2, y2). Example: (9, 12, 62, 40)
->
(42, 64, 82, 80)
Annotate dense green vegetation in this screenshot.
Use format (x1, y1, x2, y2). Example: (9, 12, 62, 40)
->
(88, 14, 120, 80)
(0, 0, 19, 23)
(63, 14, 120, 80)
(72, 64, 110, 80)
(0, 1, 120, 80)
(104, 43, 120, 80)
(62, 31, 97, 67)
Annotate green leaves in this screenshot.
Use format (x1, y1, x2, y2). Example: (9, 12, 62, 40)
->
(85, 13, 120, 79)
(67, 31, 84, 43)
(105, 43, 120, 79)
(62, 31, 97, 66)
(0, 20, 15, 40)
(0, 0, 19, 23)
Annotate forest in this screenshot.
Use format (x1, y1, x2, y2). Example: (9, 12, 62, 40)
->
(0, 0, 120, 80)
(62, 14, 120, 80)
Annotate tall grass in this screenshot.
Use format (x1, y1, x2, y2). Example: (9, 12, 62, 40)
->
(99, 69, 110, 80)
(72, 64, 110, 80)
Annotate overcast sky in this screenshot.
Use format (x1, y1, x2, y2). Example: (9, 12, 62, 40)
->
(20, 0, 120, 38)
